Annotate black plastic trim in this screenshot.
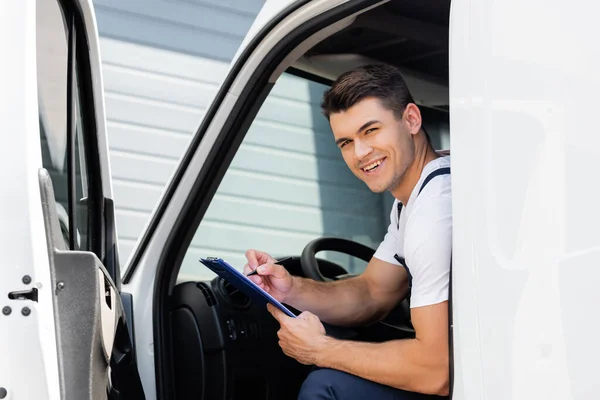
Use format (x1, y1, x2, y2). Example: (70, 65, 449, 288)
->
(286, 66, 334, 86)
(64, 0, 112, 278)
(120, 292, 136, 353)
(150, 1, 383, 398)
(75, 33, 106, 267)
(108, 291, 146, 400)
(66, 13, 77, 251)
(104, 198, 121, 289)
(122, 0, 312, 284)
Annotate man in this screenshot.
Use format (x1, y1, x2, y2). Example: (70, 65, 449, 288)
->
(244, 64, 451, 399)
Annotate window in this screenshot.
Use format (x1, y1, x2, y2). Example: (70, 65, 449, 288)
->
(177, 72, 393, 282)
(36, 0, 99, 255)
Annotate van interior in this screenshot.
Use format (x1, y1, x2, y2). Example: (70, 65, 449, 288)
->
(163, 1, 451, 398)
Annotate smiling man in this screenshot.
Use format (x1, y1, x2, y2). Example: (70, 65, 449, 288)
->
(244, 64, 452, 399)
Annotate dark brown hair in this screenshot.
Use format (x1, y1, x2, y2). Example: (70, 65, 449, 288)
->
(321, 64, 415, 121)
(321, 63, 433, 144)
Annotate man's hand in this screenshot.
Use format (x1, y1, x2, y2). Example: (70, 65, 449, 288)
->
(267, 303, 329, 366)
(245, 249, 276, 269)
(244, 249, 295, 303)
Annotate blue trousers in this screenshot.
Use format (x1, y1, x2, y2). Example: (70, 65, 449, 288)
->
(298, 368, 448, 400)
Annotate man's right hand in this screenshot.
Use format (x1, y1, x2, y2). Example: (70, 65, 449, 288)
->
(244, 249, 295, 303)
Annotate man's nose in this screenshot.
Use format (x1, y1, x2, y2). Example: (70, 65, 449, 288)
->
(354, 139, 373, 161)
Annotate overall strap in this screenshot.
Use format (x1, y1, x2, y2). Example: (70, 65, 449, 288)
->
(394, 166, 451, 288)
(418, 167, 451, 195)
(397, 166, 451, 222)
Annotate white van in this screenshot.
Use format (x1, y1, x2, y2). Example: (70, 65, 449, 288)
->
(1, 0, 598, 399)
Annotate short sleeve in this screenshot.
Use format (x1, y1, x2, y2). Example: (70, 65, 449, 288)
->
(404, 194, 452, 308)
(373, 201, 402, 266)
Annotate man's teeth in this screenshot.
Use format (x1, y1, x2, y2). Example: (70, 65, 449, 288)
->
(363, 159, 383, 171)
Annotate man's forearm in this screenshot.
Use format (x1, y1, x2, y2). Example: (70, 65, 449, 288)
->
(285, 276, 383, 326)
(315, 336, 449, 396)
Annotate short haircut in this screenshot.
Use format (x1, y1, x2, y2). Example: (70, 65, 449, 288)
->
(320, 64, 415, 120)
(321, 64, 431, 143)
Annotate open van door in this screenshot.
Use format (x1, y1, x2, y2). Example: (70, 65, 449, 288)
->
(0, 0, 143, 398)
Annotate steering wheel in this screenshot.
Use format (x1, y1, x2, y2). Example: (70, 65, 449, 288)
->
(300, 237, 375, 281)
(300, 237, 414, 336)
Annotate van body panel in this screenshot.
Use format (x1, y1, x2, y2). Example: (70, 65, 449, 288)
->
(451, 0, 600, 398)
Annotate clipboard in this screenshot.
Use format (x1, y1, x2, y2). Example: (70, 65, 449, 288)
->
(199, 257, 297, 318)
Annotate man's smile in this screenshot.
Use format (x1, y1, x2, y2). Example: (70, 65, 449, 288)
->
(360, 157, 386, 174)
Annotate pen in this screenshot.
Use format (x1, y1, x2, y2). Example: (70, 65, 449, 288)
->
(246, 256, 292, 276)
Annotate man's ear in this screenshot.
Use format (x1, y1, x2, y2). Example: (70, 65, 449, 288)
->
(403, 103, 422, 135)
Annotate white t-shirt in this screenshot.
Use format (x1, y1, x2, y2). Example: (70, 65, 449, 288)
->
(373, 156, 452, 308)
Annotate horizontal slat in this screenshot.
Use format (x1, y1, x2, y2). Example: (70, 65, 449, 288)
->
(203, 194, 384, 236)
(94, 7, 242, 61)
(256, 95, 332, 133)
(108, 142, 360, 187)
(109, 151, 178, 186)
(190, 220, 381, 256)
(230, 144, 356, 186)
(116, 239, 137, 267)
(112, 180, 164, 214)
(115, 211, 313, 250)
(269, 74, 330, 107)
(102, 64, 219, 109)
(176, 0, 266, 17)
(105, 93, 204, 133)
(112, 167, 381, 216)
(99, 37, 229, 84)
(107, 118, 339, 160)
(93, 0, 258, 39)
(113, 211, 148, 242)
(107, 122, 192, 160)
(113, 204, 383, 243)
(115, 210, 383, 252)
(245, 120, 340, 158)
(102, 64, 329, 111)
(104, 90, 332, 135)
(114, 193, 384, 241)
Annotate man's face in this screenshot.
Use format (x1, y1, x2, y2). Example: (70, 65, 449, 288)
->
(329, 97, 417, 193)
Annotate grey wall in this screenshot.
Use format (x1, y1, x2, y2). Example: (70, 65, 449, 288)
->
(93, 0, 266, 268)
(179, 74, 387, 280)
(93, 0, 390, 281)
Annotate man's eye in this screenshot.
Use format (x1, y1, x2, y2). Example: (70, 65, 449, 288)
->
(340, 140, 351, 148)
(365, 127, 378, 134)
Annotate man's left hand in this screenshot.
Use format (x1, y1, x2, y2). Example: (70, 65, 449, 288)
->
(267, 303, 329, 365)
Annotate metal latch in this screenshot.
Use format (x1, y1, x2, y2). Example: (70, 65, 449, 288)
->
(8, 288, 38, 302)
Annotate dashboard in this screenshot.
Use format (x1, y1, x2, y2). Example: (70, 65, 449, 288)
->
(169, 256, 412, 399)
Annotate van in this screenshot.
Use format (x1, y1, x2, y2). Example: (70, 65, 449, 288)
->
(1, 0, 597, 399)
